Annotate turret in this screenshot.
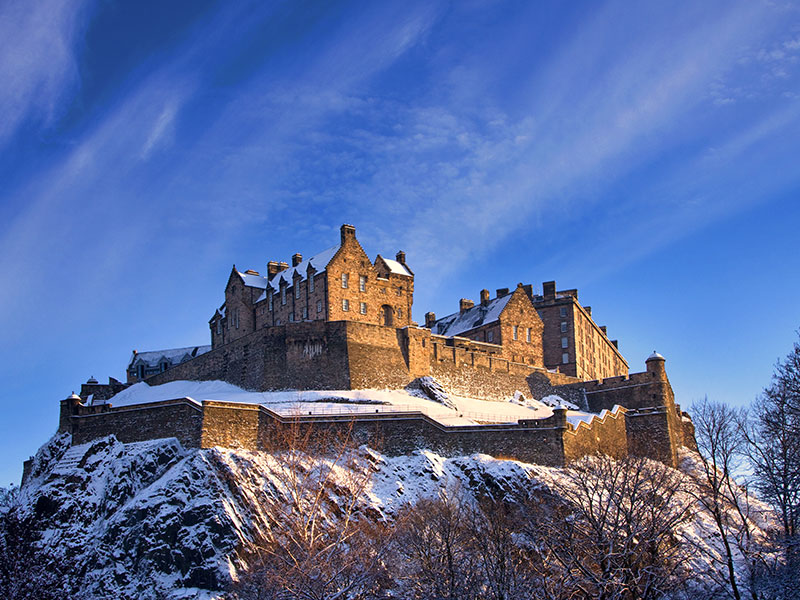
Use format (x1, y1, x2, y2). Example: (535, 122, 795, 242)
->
(646, 351, 666, 378)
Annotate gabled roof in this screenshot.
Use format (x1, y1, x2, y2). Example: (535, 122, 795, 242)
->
(128, 345, 211, 369)
(431, 294, 513, 338)
(270, 245, 340, 287)
(379, 256, 412, 276)
(237, 271, 268, 289)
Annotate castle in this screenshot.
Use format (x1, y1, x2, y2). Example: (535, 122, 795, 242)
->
(53, 224, 695, 477)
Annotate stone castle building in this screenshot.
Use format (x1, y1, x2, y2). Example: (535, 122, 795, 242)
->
(52, 224, 695, 478)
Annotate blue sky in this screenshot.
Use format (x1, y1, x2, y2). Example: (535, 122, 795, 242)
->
(1, 0, 799, 485)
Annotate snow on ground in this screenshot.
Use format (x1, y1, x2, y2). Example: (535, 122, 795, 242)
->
(109, 380, 562, 425)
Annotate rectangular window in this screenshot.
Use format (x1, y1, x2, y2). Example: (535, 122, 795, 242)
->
(360, 302, 367, 315)
(397, 308, 403, 318)
(560, 322, 567, 333)
(526, 328, 531, 342)
(216, 320, 222, 335)
(303, 306, 308, 320)
(289, 312, 294, 323)
(309, 275, 315, 293)
(561, 336, 568, 348)
(276, 318, 281, 326)
(268, 293, 273, 311)
(560, 307, 567, 318)
(317, 300, 323, 313)
(342, 298, 350, 311)
(359, 275, 366, 292)
(487, 331, 494, 343)
(341, 273, 349, 288)
(562, 352, 569, 364)
(281, 287, 286, 305)
(295, 283, 300, 299)
(513, 325, 518, 340)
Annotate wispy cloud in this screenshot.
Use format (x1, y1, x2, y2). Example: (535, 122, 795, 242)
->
(0, 0, 93, 146)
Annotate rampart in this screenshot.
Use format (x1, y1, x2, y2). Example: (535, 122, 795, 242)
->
(68, 326, 691, 468)
(59, 395, 629, 468)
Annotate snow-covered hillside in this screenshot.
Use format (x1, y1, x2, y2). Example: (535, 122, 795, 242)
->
(5, 433, 778, 600)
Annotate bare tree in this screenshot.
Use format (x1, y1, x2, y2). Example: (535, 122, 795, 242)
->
(689, 397, 764, 600)
(524, 454, 692, 600)
(228, 420, 391, 600)
(392, 484, 481, 600)
(739, 335, 800, 599)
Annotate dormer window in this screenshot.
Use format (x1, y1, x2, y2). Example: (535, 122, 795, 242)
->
(268, 292, 273, 311)
(281, 285, 286, 305)
(309, 274, 315, 293)
(295, 282, 301, 299)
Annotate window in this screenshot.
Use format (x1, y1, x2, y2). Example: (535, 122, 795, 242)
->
(526, 327, 531, 342)
(275, 319, 281, 326)
(235, 308, 240, 329)
(317, 300, 323, 313)
(281, 286, 286, 305)
(342, 299, 350, 311)
(295, 283, 300, 299)
(562, 352, 569, 364)
(268, 293, 273, 311)
(216, 320, 222, 335)
(559, 307, 567, 318)
(561, 336, 568, 349)
(309, 275, 314, 293)
(560, 322, 567, 333)
(341, 273, 349, 288)
(360, 302, 367, 315)
(289, 312, 294, 323)
(359, 275, 366, 292)
(513, 325, 518, 340)
(303, 306, 308, 320)
(487, 331, 494, 343)
(397, 308, 403, 318)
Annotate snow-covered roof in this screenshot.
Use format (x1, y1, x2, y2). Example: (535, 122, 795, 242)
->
(382, 258, 412, 276)
(269, 245, 340, 287)
(128, 346, 211, 369)
(237, 272, 268, 289)
(432, 294, 513, 337)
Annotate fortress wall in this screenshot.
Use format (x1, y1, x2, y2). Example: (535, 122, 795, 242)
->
(201, 401, 261, 450)
(344, 321, 414, 389)
(143, 322, 351, 391)
(254, 408, 569, 466)
(69, 399, 203, 449)
(562, 408, 628, 463)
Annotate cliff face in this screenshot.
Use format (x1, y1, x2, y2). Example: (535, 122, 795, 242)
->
(7, 433, 776, 600)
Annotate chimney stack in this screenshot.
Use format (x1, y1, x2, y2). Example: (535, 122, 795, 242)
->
(460, 299, 475, 313)
(585, 306, 592, 316)
(292, 253, 303, 267)
(267, 261, 280, 276)
(496, 288, 509, 298)
(600, 325, 607, 335)
(543, 281, 556, 299)
(480, 289, 490, 306)
(396, 250, 406, 264)
(425, 312, 437, 329)
(340, 224, 356, 244)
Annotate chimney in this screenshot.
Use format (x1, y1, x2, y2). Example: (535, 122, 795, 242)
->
(267, 261, 280, 276)
(340, 224, 356, 244)
(585, 306, 592, 316)
(277, 262, 289, 272)
(480, 289, 490, 306)
(460, 299, 475, 313)
(611, 340, 619, 349)
(396, 250, 406, 264)
(496, 288, 509, 298)
(522, 284, 533, 297)
(542, 281, 556, 299)
(292, 253, 303, 267)
(600, 325, 607, 335)
(425, 312, 436, 329)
